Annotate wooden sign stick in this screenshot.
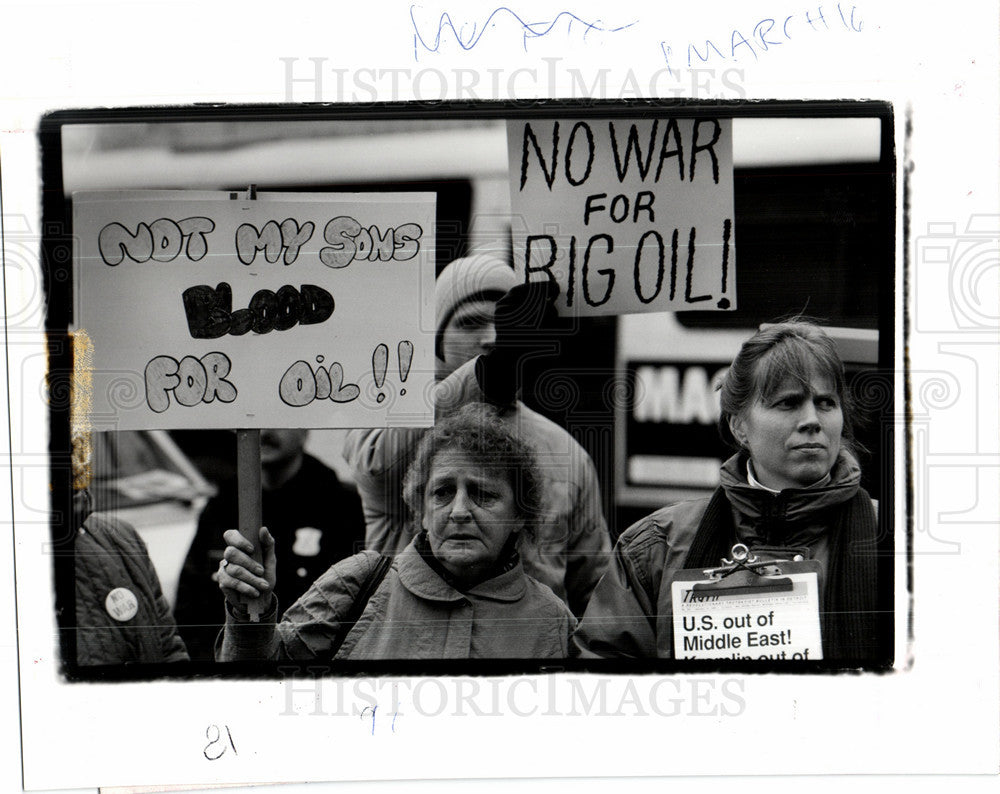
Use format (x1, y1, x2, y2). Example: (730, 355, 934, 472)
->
(236, 428, 264, 622)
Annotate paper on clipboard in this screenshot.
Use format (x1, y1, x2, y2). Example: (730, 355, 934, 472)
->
(671, 561, 823, 661)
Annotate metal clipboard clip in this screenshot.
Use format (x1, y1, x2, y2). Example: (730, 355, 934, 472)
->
(691, 543, 793, 595)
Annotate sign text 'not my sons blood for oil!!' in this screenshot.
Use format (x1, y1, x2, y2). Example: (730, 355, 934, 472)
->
(73, 190, 435, 431)
(507, 118, 736, 316)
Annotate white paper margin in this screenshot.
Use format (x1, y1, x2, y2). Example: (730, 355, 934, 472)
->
(1, 1, 997, 792)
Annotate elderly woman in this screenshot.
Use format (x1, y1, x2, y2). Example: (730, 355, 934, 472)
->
(217, 404, 576, 660)
(574, 320, 879, 661)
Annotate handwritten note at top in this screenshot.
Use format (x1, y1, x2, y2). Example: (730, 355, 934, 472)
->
(73, 191, 436, 431)
(508, 118, 736, 317)
(409, 5, 637, 58)
(660, 4, 864, 75)
(406, 4, 863, 84)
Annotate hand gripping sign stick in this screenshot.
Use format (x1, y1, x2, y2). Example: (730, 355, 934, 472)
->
(235, 428, 264, 622)
(230, 185, 266, 622)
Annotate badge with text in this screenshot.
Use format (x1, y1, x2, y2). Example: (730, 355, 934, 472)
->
(104, 587, 139, 622)
(671, 551, 823, 661)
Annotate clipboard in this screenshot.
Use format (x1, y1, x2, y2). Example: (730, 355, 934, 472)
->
(671, 544, 824, 661)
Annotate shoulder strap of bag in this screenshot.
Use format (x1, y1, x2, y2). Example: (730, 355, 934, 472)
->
(330, 553, 393, 657)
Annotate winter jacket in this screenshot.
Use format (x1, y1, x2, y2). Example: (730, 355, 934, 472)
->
(218, 536, 576, 661)
(75, 513, 189, 665)
(574, 451, 877, 659)
(175, 453, 365, 661)
(343, 358, 611, 616)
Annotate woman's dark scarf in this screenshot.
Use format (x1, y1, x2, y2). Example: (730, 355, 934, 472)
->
(414, 530, 521, 592)
(685, 462, 879, 662)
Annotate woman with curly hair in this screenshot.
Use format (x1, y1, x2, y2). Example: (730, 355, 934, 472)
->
(217, 403, 576, 660)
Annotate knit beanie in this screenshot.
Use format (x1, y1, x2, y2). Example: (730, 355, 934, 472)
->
(435, 255, 517, 360)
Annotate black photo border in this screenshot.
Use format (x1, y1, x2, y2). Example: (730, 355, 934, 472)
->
(38, 98, 901, 681)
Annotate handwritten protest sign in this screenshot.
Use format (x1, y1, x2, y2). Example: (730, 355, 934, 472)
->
(508, 118, 735, 316)
(671, 570, 823, 661)
(73, 191, 435, 431)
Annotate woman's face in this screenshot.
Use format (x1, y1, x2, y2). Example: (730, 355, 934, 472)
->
(422, 450, 522, 580)
(731, 371, 844, 491)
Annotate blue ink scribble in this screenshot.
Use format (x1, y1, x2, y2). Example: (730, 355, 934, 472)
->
(410, 5, 637, 59)
(659, 41, 674, 78)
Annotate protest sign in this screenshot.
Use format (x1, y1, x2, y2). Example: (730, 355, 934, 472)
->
(508, 118, 735, 316)
(73, 190, 436, 430)
(671, 568, 824, 661)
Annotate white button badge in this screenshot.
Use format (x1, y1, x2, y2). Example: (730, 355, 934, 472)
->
(105, 587, 139, 622)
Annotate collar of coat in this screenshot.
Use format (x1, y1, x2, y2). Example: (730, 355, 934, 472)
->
(718, 449, 863, 548)
(395, 536, 527, 603)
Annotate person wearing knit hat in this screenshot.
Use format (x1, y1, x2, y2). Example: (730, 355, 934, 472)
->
(434, 255, 517, 379)
(343, 255, 611, 619)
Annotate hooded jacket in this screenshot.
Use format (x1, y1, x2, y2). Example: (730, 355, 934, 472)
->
(573, 450, 877, 659)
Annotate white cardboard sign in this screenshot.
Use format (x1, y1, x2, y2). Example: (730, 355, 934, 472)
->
(73, 190, 436, 430)
(508, 117, 735, 316)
